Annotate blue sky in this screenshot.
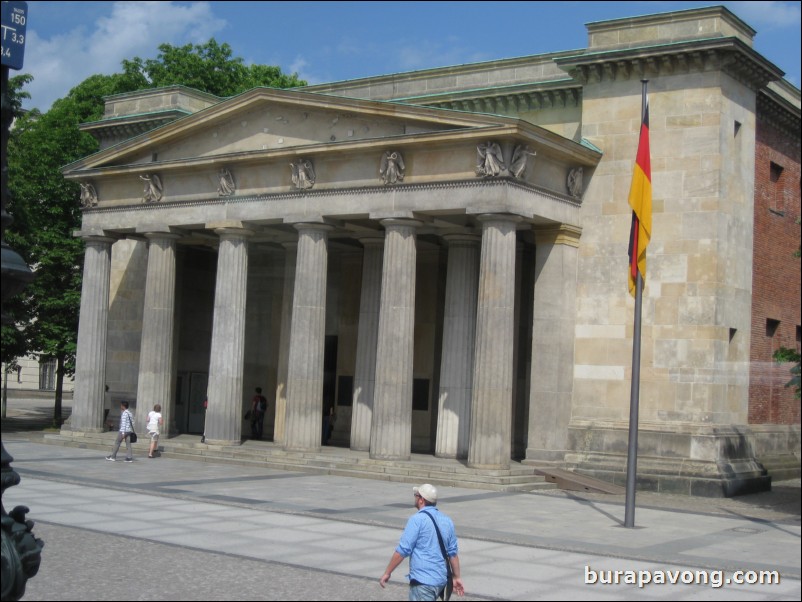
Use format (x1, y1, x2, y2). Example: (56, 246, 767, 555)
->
(14, 1, 802, 112)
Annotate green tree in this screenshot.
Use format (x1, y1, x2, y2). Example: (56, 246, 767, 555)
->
(3, 41, 303, 427)
(121, 39, 305, 97)
(773, 347, 801, 400)
(5, 73, 129, 426)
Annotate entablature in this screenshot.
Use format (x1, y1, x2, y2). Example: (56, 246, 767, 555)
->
(555, 37, 783, 92)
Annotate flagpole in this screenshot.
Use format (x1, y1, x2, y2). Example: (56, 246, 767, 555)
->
(624, 80, 648, 529)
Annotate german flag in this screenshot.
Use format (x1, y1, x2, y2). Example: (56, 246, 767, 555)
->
(628, 100, 651, 297)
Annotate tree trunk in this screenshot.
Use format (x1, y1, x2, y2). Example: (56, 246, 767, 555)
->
(2, 365, 8, 419)
(54, 354, 65, 427)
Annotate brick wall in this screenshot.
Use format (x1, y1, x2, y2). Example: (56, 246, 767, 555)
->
(749, 102, 801, 424)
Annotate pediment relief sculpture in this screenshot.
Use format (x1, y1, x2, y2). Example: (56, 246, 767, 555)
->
(476, 142, 534, 180)
(567, 167, 583, 199)
(218, 167, 236, 197)
(290, 158, 316, 190)
(510, 145, 535, 180)
(379, 150, 405, 185)
(476, 141, 505, 177)
(140, 173, 163, 203)
(79, 181, 98, 208)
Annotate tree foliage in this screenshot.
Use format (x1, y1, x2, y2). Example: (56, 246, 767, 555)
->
(121, 39, 305, 97)
(3, 40, 304, 424)
(773, 347, 802, 400)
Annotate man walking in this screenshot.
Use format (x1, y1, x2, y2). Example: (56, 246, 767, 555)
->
(380, 483, 465, 600)
(106, 401, 135, 462)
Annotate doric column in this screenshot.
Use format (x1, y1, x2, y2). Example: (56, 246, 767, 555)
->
(468, 214, 521, 469)
(135, 230, 180, 436)
(205, 225, 253, 445)
(350, 235, 384, 451)
(273, 241, 296, 445)
(435, 233, 480, 459)
(526, 225, 581, 462)
(71, 233, 115, 432)
(370, 218, 421, 460)
(284, 223, 332, 452)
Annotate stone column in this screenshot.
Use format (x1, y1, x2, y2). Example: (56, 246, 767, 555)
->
(284, 223, 332, 452)
(273, 242, 296, 446)
(205, 225, 253, 445)
(135, 230, 180, 436)
(350, 235, 384, 451)
(435, 233, 480, 459)
(468, 214, 521, 469)
(370, 218, 421, 461)
(527, 225, 581, 462)
(71, 233, 115, 432)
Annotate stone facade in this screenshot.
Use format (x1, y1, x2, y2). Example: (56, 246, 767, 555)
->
(63, 6, 800, 495)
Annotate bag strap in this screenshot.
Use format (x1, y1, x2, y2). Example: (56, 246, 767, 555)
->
(422, 510, 452, 601)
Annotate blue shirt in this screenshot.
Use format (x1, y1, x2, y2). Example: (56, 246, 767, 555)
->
(396, 506, 458, 587)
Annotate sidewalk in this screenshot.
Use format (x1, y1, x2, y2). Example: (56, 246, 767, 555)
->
(2, 436, 799, 601)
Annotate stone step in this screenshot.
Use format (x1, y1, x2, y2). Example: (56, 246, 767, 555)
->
(42, 432, 554, 493)
(534, 467, 625, 494)
(160, 449, 554, 492)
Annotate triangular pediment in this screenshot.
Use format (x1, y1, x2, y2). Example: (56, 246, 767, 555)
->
(65, 87, 515, 173)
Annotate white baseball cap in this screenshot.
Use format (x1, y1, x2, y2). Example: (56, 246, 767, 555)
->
(413, 483, 438, 503)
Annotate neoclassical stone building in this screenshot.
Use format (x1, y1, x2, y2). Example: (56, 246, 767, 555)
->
(63, 6, 800, 495)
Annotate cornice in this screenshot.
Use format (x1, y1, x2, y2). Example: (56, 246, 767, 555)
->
(79, 110, 190, 143)
(757, 87, 802, 134)
(416, 81, 583, 114)
(80, 177, 583, 215)
(64, 122, 600, 181)
(555, 37, 783, 91)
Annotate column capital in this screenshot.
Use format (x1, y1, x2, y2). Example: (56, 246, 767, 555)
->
(213, 227, 255, 240)
(292, 222, 334, 234)
(533, 224, 582, 247)
(136, 225, 183, 240)
(355, 233, 385, 247)
(379, 217, 423, 230)
(206, 220, 254, 240)
(475, 213, 523, 226)
(73, 229, 116, 244)
(442, 232, 481, 246)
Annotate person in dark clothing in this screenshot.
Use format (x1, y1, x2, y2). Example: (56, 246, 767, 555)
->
(251, 387, 268, 440)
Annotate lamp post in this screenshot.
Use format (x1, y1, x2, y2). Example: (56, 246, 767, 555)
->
(1, 2, 44, 599)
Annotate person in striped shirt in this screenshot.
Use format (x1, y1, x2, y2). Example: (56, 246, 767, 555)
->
(106, 401, 135, 462)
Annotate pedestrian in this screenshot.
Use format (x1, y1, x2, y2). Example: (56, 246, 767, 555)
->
(379, 483, 465, 601)
(201, 396, 208, 443)
(106, 401, 135, 463)
(146, 404, 163, 458)
(250, 387, 268, 440)
(322, 404, 336, 444)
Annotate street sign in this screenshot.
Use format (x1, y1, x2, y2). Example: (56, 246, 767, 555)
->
(2, 1, 28, 70)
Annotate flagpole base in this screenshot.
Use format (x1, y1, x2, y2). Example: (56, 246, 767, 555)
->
(562, 423, 778, 497)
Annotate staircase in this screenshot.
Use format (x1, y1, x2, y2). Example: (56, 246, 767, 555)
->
(42, 430, 556, 493)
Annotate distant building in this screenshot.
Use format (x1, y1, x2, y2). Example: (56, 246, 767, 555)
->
(61, 6, 800, 495)
(2, 358, 74, 394)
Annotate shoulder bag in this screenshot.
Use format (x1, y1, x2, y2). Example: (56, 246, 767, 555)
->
(422, 511, 453, 601)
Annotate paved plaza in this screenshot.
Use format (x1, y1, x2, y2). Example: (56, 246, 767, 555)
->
(1, 432, 799, 601)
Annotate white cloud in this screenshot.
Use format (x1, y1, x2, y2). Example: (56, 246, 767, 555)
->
(22, 1, 226, 111)
(726, 1, 801, 28)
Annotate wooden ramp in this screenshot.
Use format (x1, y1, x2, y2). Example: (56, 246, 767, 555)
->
(534, 467, 626, 495)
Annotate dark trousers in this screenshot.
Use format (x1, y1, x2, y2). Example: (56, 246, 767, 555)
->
(251, 412, 264, 439)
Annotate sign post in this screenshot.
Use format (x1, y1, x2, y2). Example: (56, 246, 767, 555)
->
(1, 3, 43, 601)
(1, 0, 27, 70)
